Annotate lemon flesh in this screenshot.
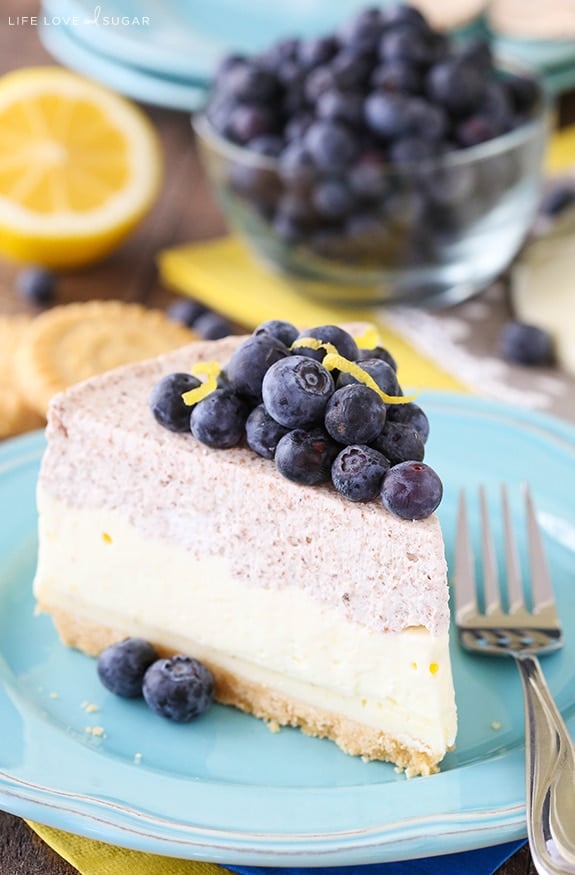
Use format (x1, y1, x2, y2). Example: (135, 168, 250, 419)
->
(0, 67, 163, 268)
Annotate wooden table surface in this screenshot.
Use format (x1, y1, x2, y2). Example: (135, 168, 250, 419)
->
(0, 2, 566, 874)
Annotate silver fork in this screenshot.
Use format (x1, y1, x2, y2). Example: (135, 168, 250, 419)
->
(455, 484, 575, 875)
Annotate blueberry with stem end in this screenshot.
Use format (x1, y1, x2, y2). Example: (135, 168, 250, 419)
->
(381, 460, 443, 520)
(143, 656, 214, 722)
(332, 444, 390, 502)
(262, 356, 335, 429)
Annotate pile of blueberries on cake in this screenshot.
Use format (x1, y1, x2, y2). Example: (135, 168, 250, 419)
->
(150, 321, 443, 520)
(204, 4, 541, 264)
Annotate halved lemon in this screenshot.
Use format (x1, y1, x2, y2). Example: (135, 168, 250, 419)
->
(0, 67, 163, 269)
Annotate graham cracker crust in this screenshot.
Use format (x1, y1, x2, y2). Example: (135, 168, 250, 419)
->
(41, 602, 440, 777)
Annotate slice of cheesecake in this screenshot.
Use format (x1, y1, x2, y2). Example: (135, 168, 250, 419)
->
(33, 333, 457, 776)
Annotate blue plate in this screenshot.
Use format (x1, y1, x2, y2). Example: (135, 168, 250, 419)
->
(39, 21, 208, 112)
(41, 0, 486, 86)
(2, 392, 575, 865)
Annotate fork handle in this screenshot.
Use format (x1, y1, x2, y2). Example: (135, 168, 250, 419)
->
(516, 653, 575, 874)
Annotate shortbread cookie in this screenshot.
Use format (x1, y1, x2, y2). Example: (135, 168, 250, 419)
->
(15, 301, 196, 416)
(0, 315, 45, 439)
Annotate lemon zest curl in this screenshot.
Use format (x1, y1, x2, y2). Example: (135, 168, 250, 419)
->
(181, 360, 222, 406)
(292, 336, 412, 405)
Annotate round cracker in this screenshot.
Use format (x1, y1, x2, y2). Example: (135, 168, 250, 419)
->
(0, 314, 45, 438)
(15, 300, 196, 416)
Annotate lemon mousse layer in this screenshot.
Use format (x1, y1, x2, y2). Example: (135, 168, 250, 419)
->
(34, 334, 457, 776)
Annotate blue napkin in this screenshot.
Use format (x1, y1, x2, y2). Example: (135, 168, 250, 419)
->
(227, 840, 526, 875)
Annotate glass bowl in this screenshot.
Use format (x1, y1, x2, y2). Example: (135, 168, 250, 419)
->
(193, 87, 548, 308)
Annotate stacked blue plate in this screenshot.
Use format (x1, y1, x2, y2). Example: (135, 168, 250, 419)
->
(39, 0, 487, 111)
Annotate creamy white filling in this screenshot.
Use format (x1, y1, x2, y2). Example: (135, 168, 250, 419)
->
(35, 492, 457, 756)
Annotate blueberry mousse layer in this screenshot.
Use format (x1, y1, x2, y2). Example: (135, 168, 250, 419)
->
(33, 324, 456, 776)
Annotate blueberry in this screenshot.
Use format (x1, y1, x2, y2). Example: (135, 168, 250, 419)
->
(262, 356, 335, 429)
(248, 134, 284, 157)
(304, 65, 337, 103)
(191, 390, 250, 448)
(405, 99, 447, 142)
(426, 59, 485, 115)
(371, 421, 425, 465)
(193, 311, 232, 340)
(380, 460, 443, 520)
(228, 104, 274, 144)
(229, 161, 280, 207)
(97, 638, 158, 698)
(225, 334, 289, 401)
(386, 401, 429, 442)
(254, 319, 299, 347)
(274, 428, 338, 485)
(143, 655, 214, 722)
(504, 73, 540, 115)
(455, 114, 499, 148)
(304, 120, 360, 171)
(278, 141, 315, 191)
(166, 297, 207, 328)
(272, 212, 306, 244)
(339, 7, 385, 53)
(370, 61, 422, 94)
(285, 113, 314, 142)
(499, 321, 555, 367)
(388, 137, 437, 164)
(312, 180, 355, 219)
(337, 357, 401, 396)
(149, 372, 202, 432)
(539, 183, 575, 219)
(479, 80, 513, 133)
(383, 4, 429, 29)
(379, 26, 435, 67)
(283, 78, 308, 117)
(296, 325, 359, 361)
(325, 384, 387, 445)
(298, 35, 338, 70)
(458, 37, 492, 74)
(349, 152, 390, 200)
(364, 92, 414, 139)
(215, 53, 247, 84)
(345, 213, 393, 253)
(331, 50, 373, 91)
(357, 345, 398, 371)
(276, 190, 317, 224)
(245, 403, 290, 459)
(16, 267, 56, 306)
(222, 62, 279, 102)
(260, 37, 299, 69)
(331, 444, 390, 501)
(316, 89, 365, 127)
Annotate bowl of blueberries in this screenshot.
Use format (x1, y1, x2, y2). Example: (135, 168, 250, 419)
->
(193, 3, 548, 307)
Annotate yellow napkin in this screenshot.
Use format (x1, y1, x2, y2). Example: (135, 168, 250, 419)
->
(158, 236, 466, 393)
(28, 822, 229, 875)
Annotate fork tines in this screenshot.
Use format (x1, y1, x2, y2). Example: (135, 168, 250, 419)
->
(454, 484, 558, 627)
